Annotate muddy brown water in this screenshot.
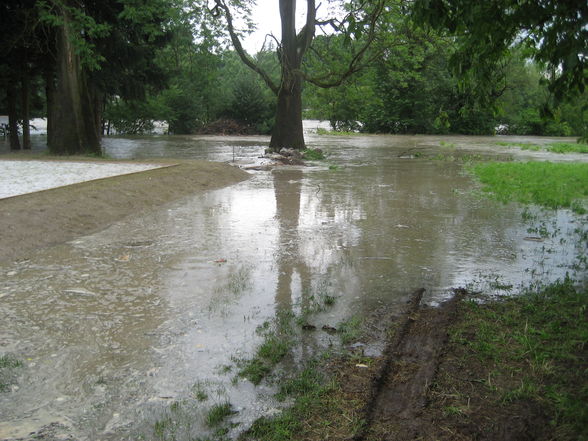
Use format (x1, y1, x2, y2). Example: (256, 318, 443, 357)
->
(1, 129, 586, 440)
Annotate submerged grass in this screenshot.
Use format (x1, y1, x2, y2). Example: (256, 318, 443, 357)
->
(301, 148, 327, 160)
(547, 142, 588, 154)
(206, 402, 234, 427)
(337, 316, 362, 345)
(0, 355, 23, 392)
(240, 360, 364, 441)
(448, 279, 588, 439)
(237, 313, 295, 385)
(495, 141, 588, 154)
(470, 161, 588, 213)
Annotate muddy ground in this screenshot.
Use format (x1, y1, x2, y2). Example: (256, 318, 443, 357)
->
(311, 289, 557, 441)
(0, 158, 250, 263)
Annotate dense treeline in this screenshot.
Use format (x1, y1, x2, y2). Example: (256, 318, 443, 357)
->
(1, 0, 585, 153)
(303, 28, 586, 136)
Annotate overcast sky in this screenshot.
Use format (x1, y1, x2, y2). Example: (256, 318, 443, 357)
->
(242, 0, 330, 53)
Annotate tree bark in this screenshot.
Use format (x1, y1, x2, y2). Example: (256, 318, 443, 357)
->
(268, 0, 313, 151)
(48, 11, 101, 155)
(21, 60, 31, 150)
(45, 68, 56, 145)
(7, 86, 21, 150)
(270, 77, 305, 150)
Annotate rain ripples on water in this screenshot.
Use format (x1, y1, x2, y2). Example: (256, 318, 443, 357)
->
(0, 129, 586, 439)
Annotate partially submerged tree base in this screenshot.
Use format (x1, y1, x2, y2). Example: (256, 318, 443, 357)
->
(213, 0, 385, 151)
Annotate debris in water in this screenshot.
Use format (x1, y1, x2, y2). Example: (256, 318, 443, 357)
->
(524, 236, 544, 242)
(63, 288, 96, 296)
(322, 325, 337, 333)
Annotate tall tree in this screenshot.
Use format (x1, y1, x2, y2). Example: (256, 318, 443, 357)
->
(0, 0, 41, 150)
(45, 2, 103, 155)
(412, 0, 588, 101)
(40, 0, 171, 154)
(0, 0, 172, 155)
(211, 0, 386, 150)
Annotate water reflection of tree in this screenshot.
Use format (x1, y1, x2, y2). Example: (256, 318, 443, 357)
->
(273, 169, 312, 312)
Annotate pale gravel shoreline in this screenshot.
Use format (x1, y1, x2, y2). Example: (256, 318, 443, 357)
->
(0, 160, 165, 199)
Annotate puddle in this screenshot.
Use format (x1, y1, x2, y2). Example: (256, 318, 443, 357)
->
(0, 132, 586, 439)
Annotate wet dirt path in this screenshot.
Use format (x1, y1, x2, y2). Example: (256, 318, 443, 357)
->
(1, 132, 586, 440)
(354, 289, 464, 441)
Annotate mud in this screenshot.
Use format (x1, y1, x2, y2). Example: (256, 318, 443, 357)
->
(0, 159, 249, 263)
(334, 289, 552, 441)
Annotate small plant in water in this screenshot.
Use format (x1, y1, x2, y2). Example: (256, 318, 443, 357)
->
(338, 316, 362, 345)
(206, 402, 234, 427)
(0, 355, 23, 392)
(302, 148, 326, 160)
(192, 381, 209, 402)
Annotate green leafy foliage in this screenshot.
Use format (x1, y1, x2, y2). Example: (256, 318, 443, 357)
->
(412, 0, 587, 101)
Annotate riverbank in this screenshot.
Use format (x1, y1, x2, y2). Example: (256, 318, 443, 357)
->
(0, 157, 250, 263)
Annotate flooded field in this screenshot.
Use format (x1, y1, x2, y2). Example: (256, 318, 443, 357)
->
(0, 130, 586, 440)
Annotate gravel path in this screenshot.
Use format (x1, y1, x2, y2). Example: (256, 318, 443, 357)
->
(0, 160, 164, 199)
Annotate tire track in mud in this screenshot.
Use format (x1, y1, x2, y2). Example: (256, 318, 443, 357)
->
(354, 288, 465, 440)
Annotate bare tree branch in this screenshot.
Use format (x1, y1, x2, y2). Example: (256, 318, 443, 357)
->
(213, 0, 279, 94)
(296, 0, 316, 61)
(303, 0, 386, 88)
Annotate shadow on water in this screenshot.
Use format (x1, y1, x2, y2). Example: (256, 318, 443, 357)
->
(0, 130, 586, 439)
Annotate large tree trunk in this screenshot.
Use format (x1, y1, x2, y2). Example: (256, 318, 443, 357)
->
(45, 68, 56, 145)
(7, 86, 21, 150)
(270, 77, 305, 150)
(48, 11, 101, 155)
(21, 60, 31, 150)
(268, 0, 311, 151)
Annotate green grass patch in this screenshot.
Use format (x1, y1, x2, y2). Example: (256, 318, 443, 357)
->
(470, 161, 588, 213)
(257, 336, 291, 364)
(0, 355, 23, 392)
(191, 381, 209, 402)
(496, 141, 588, 154)
(337, 316, 362, 345)
(302, 148, 326, 160)
(0, 355, 22, 369)
(495, 141, 541, 150)
(276, 363, 325, 401)
(450, 279, 588, 439)
(206, 402, 234, 427)
(237, 290, 339, 385)
(240, 362, 345, 441)
(238, 320, 293, 384)
(546, 142, 588, 154)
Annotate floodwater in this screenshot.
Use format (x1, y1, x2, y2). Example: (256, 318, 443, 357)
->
(1, 128, 586, 440)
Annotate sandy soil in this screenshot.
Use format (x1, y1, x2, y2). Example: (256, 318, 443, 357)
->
(0, 159, 250, 263)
